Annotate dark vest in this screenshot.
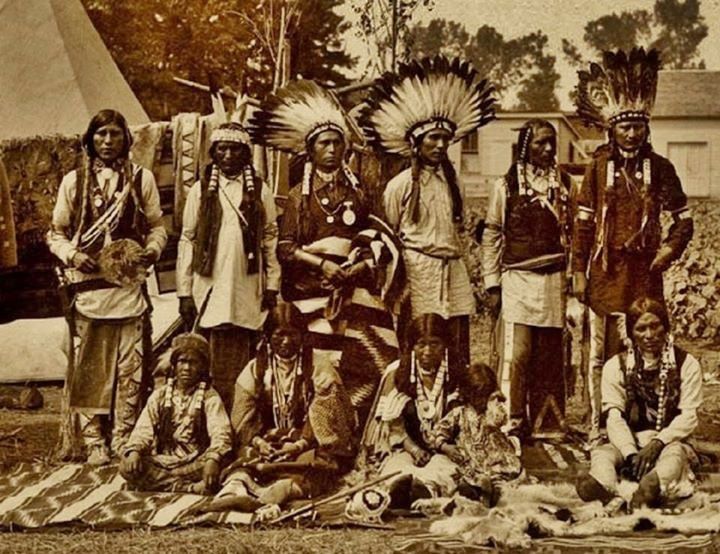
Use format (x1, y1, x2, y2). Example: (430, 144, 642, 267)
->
(192, 169, 265, 277)
(620, 347, 686, 432)
(501, 169, 565, 267)
(72, 165, 149, 257)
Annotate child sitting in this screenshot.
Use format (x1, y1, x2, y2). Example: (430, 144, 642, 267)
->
(119, 333, 232, 494)
(431, 363, 523, 505)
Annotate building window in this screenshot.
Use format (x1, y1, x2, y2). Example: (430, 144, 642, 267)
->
(667, 142, 710, 198)
(462, 132, 478, 153)
(461, 132, 480, 175)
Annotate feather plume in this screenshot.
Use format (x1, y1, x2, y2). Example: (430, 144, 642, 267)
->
(361, 56, 496, 157)
(248, 80, 351, 154)
(576, 47, 661, 128)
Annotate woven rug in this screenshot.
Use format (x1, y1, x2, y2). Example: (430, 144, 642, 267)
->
(0, 463, 252, 529)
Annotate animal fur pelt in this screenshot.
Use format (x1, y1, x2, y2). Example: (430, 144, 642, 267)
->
(419, 481, 720, 548)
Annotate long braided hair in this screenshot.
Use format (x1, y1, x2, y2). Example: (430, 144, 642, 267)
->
(297, 130, 359, 240)
(407, 136, 463, 224)
(394, 313, 456, 398)
(73, 110, 134, 239)
(606, 121, 659, 252)
(208, 126, 265, 273)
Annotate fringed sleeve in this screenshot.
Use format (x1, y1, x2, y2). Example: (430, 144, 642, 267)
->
(360, 361, 411, 459)
(229, 360, 264, 448)
(571, 158, 599, 273)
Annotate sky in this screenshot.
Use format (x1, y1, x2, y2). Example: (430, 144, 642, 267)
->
(338, 0, 720, 109)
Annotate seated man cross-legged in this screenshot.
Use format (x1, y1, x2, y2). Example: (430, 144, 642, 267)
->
(119, 333, 232, 494)
(576, 297, 703, 509)
(213, 302, 356, 520)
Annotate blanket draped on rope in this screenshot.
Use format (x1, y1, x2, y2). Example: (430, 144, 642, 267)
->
(290, 216, 403, 416)
(0, 463, 253, 529)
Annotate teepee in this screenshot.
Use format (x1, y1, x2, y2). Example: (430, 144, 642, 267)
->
(0, 0, 149, 141)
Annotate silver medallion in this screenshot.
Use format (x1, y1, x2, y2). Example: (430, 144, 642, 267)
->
(342, 208, 356, 226)
(320, 197, 330, 206)
(326, 215, 335, 224)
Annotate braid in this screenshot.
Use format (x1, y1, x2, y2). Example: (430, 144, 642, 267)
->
(157, 380, 175, 453)
(517, 126, 533, 163)
(409, 153, 422, 224)
(300, 161, 313, 240)
(441, 157, 463, 223)
(74, 152, 93, 239)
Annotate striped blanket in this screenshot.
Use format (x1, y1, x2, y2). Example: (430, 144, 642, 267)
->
(0, 463, 252, 529)
(292, 218, 402, 413)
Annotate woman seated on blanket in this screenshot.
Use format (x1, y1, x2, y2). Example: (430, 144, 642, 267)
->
(430, 363, 522, 506)
(576, 297, 703, 510)
(119, 333, 232, 494)
(212, 302, 356, 520)
(363, 313, 463, 507)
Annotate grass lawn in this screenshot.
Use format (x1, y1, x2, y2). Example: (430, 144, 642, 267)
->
(1, 315, 719, 552)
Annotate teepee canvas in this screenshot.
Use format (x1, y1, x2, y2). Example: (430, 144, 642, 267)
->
(0, 0, 149, 141)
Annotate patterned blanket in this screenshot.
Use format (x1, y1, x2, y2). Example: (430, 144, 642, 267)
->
(0, 463, 252, 529)
(292, 220, 402, 413)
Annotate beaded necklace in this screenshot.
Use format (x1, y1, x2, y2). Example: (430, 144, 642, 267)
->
(162, 378, 207, 424)
(625, 336, 675, 431)
(594, 153, 652, 270)
(410, 351, 448, 423)
(268, 347, 303, 429)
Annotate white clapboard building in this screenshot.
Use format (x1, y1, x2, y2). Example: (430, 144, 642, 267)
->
(453, 70, 720, 199)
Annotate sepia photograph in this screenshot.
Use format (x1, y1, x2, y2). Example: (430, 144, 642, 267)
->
(0, 0, 719, 552)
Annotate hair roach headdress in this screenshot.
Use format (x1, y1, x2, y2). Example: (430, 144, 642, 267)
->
(248, 80, 353, 155)
(210, 124, 251, 146)
(361, 56, 496, 157)
(576, 47, 661, 128)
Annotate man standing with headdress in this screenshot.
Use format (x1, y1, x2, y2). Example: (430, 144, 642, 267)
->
(572, 48, 693, 436)
(481, 120, 572, 437)
(176, 122, 281, 412)
(47, 109, 167, 465)
(362, 56, 496, 372)
(248, 81, 398, 427)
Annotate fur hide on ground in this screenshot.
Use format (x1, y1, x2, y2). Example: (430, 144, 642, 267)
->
(425, 481, 720, 548)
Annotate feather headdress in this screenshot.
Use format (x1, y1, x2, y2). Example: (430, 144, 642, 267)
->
(248, 80, 353, 155)
(576, 47, 661, 128)
(361, 56, 496, 157)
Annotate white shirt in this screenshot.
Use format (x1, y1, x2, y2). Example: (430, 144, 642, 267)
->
(47, 165, 167, 319)
(602, 351, 703, 458)
(384, 166, 475, 317)
(176, 174, 280, 330)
